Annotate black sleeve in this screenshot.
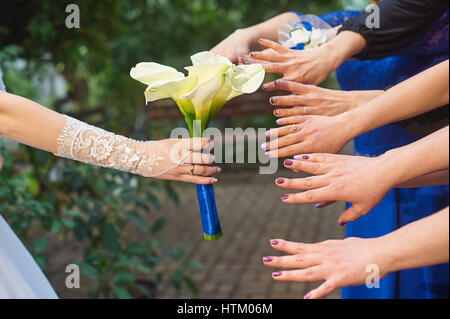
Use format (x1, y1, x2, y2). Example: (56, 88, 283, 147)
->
(337, 0, 449, 60)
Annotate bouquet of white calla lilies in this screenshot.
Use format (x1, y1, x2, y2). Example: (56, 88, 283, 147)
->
(131, 52, 265, 240)
(130, 51, 265, 135)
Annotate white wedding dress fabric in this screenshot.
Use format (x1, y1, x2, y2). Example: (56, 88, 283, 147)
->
(0, 68, 58, 299)
(0, 217, 58, 299)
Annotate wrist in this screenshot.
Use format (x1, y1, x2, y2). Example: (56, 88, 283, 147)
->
(335, 110, 362, 142)
(376, 148, 416, 188)
(321, 42, 346, 72)
(369, 236, 398, 276)
(349, 90, 384, 109)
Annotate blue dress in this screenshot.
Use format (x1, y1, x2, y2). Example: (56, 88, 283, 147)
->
(294, 10, 450, 299)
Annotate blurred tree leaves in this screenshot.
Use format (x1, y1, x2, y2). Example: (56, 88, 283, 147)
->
(0, 0, 343, 298)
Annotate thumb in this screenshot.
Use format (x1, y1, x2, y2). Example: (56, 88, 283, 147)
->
(338, 205, 368, 225)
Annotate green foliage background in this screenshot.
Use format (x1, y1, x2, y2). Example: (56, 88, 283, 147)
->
(0, 0, 347, 298)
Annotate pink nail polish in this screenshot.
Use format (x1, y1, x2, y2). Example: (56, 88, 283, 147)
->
(276, 119, 283, 125)
(261, 143, 268, 150)
(281, 195, 289, 200)
(263, 257, 273, 263)
(272, 272, 282, 277)
(265, 131, 271, 136)
(265, 151, 272, 157)
(303, 155, 310, 160)
(284, 160, 293, 166)
(269, 239, 279, 245)
(304, 292, 312, 299)
(293, 155, 301, 160)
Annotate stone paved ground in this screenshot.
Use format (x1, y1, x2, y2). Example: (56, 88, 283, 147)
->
(155, 168, 346, 299)
(46, 143, 353, 299)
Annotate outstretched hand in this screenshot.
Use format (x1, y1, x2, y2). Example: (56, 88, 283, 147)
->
(263, 237, 388, 299)
(262, 79, 382, 117)
(243, 39, 339, 85)
(276, 153, 395, 225)
(263, 114, 353, 158)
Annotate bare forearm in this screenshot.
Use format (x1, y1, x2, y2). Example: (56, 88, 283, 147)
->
(378, 207, 449, 273)
(398, 170, 449, 188)
(323, 30, 367, 71)
(378, 126, 449, 188)
(0, 91, 65, 153)
(348, 89, 384, 109)
(243, 12, 299, 47)
(343, 60, 449, 137)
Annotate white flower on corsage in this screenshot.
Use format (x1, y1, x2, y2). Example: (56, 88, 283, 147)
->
(278, 14, 334, 50)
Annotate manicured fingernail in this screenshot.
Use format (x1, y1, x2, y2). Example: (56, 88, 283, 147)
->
(261, 143, 268, 150)
(276, 178, 285, 184)
(281, 195, 289, 200)
(303, 155, 310, 160)
(340, 222, 346, 226)
(265, 130, 271, 136)
(265, 151, 272, 157)
(263, 257, 273, 263)
(293, 155, 301, 160)
(211, 178, 218, 183)
(273, 109, 278, 116)
(269, 239, 279, 245)
(217, 167, 222, 173)
(315, 203, 326, 209)
(276, 119, 283, 125)
(262, 84, 267, 91)
(284, 160, 293, 166)
(270, 97, 278, 105)
(304, 292, 312, 299)
(272, 272, 282, 277)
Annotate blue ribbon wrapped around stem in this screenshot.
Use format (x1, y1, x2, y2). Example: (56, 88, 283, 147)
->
(196, 184, 222, 240)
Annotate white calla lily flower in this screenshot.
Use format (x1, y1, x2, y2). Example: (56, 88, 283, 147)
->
(190, 51, 233, 66)
(131, 52, 265, 135)
(130, 62, 184, 85)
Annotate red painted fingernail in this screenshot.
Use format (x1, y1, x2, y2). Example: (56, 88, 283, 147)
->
(269, 239, 279, 245)
(263, 257, 273, 263)
(276, 178, 285, 184)
(304, 292, 312, 299)
(303, 155, 310, 160)
(284, 160, 293, 166)
(272, 272, 282, 277)
(270, 97, 278, 104)
(340, 222, 346, 226)
(281, 195, 289, 200)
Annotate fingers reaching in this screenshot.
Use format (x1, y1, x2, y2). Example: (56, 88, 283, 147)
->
(304, 281, 337, 299)
(262, 254, 322, 269)
(257, 38, 290, 54)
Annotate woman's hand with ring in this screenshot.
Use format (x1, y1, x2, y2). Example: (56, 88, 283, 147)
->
(262, 79, 383, 117)
(148, 138, 221, 185)
(263, 114, 354, 158)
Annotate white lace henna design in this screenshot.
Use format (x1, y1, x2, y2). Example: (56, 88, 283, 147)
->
(54, 116, 166, 177)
